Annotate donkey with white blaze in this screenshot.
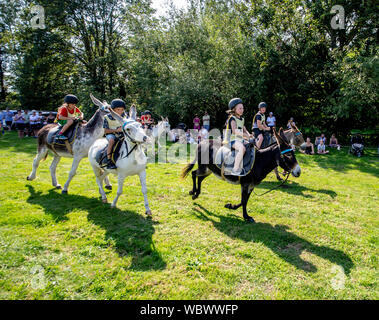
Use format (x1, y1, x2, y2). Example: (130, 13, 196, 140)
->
(88, 100, 152, 216)
(27, 94, 112, 193)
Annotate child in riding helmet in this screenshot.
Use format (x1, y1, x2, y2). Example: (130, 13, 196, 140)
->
(103, 99, 128, 169)
(252, 102, 271, 149)
(223, 98, 252, 176)
(56, 94, 83, 140)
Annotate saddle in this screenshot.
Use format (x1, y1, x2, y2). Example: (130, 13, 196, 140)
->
(47, 121, 80, 154)
(215, 142, 256, 177)
(96, 137, 125, 167)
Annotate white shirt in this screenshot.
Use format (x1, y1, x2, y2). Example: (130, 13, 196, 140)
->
(30, 114, 39, 124)
(203, 115, 210, 126)
(267, 116, 276, 127)
(318, 144, 325, 152)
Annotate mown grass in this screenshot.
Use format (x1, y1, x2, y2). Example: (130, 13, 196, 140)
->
(0, 132, 378, 299)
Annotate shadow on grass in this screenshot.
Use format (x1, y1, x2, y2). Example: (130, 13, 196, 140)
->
(258, 181, 337, 199)
(0, 131, 38, 155)
(26, 185, 166, 271)
(193, 203, 354, 275)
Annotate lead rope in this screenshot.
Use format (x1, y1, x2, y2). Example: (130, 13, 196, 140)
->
(252, 171, 290, 196)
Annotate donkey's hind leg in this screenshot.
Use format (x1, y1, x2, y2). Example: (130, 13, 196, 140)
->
(191, 166, 210, 200)
(104, 176, 112, 190)
(50, 155, 62, 189)
(27, 147, 48, 181)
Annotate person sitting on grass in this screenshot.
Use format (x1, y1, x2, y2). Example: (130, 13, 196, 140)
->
(55, 94, 83, 140)
(103, 99, 128, 170)
(300, 137, 315, 155)
(329, 134, 340, 150)
(317, 138, 329, 154)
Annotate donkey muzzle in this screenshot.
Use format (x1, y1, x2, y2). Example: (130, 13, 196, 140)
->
(291, 164, 301, 177)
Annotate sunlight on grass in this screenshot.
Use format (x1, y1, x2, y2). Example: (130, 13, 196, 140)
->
(0, 132, 378, 299)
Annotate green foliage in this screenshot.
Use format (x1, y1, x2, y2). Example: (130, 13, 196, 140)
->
(1, 0, 378, 137)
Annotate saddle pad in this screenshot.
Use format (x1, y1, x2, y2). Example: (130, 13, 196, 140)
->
(96, 138, 124, 166)
(47, 122, 80, 146)
(215, 144, 256, 176)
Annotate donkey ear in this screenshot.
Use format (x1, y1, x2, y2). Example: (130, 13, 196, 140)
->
(90, 93, 104, 108)
(129, 105, 137, 120)
(275, 127, 285, 144)
(161, 116, 164, 121)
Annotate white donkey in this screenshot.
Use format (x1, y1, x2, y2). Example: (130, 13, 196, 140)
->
(147, 117, 175, 148)
(27, 94, 112, 193)
(88, 99, 152, 216)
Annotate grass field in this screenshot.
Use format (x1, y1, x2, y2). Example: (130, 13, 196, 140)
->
(0, 131, 378, 300)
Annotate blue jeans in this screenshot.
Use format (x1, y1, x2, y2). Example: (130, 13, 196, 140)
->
(203, 125, 210, 131)
(106, 134, 117, 141)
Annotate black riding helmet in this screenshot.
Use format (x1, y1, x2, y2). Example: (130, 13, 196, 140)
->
(258, 102, 267, 109)
(144, 110, 152, 116)
(111, 99, 126, 109)
(64, 94, 79, 104)
(228, 98, 243, 110)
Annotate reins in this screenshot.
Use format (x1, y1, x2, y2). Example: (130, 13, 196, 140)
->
(252, 171, 290, 196)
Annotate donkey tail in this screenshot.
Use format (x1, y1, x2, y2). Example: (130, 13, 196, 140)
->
(181, 154, 198, 179)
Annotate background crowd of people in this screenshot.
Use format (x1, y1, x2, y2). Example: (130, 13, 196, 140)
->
(0, 108, 56, 138)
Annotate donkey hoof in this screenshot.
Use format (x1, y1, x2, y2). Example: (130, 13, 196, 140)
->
(55, 185, 62, 190)
(189, 190, 194, 195)
(102, 199, 108, 204)
(192, 194, 198, 200)
(62, 190, 68, 195)
(26, 176, 30, 181)
(225, 203, 232, 209)
(105, 185, 112, 191)
(244, 217, 256, 223)
(146, 210, 152, 217)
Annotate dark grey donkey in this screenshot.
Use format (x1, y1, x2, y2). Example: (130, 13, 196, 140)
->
(27, 94, 112, 194)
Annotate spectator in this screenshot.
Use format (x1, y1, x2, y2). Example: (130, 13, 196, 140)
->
(199, 126, 208, 141)
(186, 129, 196, 144)
(13, 110, 25, 138)
(317, 139, 329, 154)
(38, 111, 46, 127)
(5, 108, 14, 131)
(287, 117, 295, 129)
(0, 110, 4, 135)
(202, 112, 210, 131)
(266, 111, 276, 133)
(46, 112, 56, 124)
(24, 110, 32, 137)
(329, 134, 340, 150)
(300, 137, 315, 155)
(29, 110, 40, 137)
(193, 114, 201, 131)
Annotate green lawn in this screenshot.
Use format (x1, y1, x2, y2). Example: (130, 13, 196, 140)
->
(0, 131, 378, 299)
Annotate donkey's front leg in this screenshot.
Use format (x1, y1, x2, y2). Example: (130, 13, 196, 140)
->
(241, 185, 254, 223)
(27, 147, 48, 181)
(62, 156, 82, 194)
(139, 170, 152, 216)
(274, 167, 284, 181)
(111, 174, 126, 208)
(50, 155, 62, 189)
